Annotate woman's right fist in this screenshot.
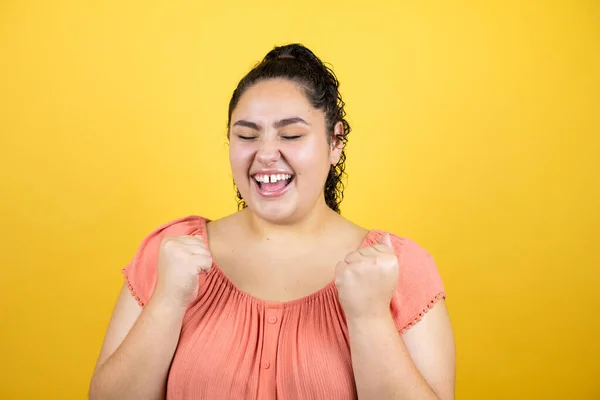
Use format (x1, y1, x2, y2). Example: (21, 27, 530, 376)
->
(153, 235, 213, 308)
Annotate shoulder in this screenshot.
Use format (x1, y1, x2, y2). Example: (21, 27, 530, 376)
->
(133, 215, 209, 248)
(122, 214, 209, 306)
(146, 214, 209, 237)
(365, 229, 446, 332)
(366, 230, 436, 267)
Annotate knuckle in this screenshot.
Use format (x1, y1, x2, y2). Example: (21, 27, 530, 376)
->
(161, 236, 179, 248)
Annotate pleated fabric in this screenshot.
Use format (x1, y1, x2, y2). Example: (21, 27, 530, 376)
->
(123, 215, 446, 400)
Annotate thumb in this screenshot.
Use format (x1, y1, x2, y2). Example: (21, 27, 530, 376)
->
(379, 233, 394, 249)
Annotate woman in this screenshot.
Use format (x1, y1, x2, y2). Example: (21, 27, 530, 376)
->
(89, 43, 455, 400)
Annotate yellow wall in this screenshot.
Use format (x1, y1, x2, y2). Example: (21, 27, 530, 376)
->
(1, 1, 598, 398)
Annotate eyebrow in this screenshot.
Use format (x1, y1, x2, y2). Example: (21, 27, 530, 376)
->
(232, 117, 310, 130)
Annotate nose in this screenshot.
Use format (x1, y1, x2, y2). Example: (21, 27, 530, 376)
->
(256, 138, 281, 165)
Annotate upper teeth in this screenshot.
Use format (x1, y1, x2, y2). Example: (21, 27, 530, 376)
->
(254, 174, 292, 183)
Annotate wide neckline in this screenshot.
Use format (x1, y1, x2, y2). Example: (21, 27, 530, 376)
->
(195, 216, 379, 309)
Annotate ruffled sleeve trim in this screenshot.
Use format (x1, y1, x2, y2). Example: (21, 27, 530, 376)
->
(397, 291, 446, 334)
(122, 266, 146, 307)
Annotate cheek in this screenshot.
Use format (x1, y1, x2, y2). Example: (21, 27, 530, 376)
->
(229, 144, 255, 173)
(285, 141, 331, 178)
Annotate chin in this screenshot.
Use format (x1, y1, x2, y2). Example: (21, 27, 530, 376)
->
(247, 198, 300, 225)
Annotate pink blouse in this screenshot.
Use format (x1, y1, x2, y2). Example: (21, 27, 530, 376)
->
(123, 215, 446, 399)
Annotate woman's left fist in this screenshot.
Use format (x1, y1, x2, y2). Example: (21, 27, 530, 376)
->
(335, 233, 399, 320)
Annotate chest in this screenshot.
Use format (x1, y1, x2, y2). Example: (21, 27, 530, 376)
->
(169, 288, 357, 400)
(210, 239, 348, 302)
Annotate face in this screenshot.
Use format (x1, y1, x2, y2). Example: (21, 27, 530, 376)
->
(229, 78, 343, 224)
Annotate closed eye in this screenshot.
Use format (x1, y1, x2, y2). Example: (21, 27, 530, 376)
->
(282, 135, 302, 140)
(238, 135, 257, 141)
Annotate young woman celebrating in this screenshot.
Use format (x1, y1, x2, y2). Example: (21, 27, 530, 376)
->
(89, 43, 456, 400)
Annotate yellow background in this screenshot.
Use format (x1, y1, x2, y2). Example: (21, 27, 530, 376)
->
(1, 1, 598, 399)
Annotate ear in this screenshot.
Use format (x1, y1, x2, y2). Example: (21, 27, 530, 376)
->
(329, 121, 345, 165)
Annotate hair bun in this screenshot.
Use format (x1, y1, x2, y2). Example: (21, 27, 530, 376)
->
(263, 43, 320, 65)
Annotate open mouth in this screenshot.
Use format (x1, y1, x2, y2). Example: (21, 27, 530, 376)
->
(252, 173, 294, 196)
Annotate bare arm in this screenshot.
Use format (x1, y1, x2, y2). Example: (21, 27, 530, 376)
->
(89, 284, 187, 400)
(347, 300, 456, 400)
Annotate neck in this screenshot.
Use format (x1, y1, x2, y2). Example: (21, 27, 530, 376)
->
(242, 200, 338, 243)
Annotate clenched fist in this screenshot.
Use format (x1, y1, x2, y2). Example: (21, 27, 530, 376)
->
(153, 235, 213, 308)
(335, 233, 399, 320)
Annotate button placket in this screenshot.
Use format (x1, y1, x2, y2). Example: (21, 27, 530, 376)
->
(257, 307, 283, 398)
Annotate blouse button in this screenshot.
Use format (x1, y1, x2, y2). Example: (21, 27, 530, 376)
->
(263, 361, 271, 369)
(267, 316, 278, 324)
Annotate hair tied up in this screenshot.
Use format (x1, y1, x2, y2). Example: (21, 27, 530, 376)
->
(228, 43, 351, 214)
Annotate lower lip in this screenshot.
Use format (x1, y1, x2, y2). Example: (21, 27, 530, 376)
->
(252, 177, 294, 198)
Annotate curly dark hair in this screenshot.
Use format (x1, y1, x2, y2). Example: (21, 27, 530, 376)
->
(226, 43, 351, 214)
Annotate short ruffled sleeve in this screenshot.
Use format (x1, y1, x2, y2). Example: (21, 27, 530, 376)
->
(372, 231, 447, 333)
(121, 215, 205, 307)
